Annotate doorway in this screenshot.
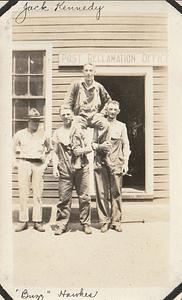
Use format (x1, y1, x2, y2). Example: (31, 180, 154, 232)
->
(95, 75, 145, 190)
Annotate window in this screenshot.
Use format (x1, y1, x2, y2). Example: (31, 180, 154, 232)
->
(12, 51, 46, 134)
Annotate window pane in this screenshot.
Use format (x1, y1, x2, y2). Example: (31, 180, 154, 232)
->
(30, 52, 44, 74)
(15, 52, 28, 74)
(15, 121, 28, 132)
(15, 76, 28, 95)
(30, 76, 43, 96)
(13, 99, 29, 119)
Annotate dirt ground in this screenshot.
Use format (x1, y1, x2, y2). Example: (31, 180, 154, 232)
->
(13, 203, 169, 293)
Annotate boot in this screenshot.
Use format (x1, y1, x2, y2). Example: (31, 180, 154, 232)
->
(111, 223, 123, 232)
(15, 222, 28, 232)
(100, 223, 109, 233)
(83, 224, 92, 234)
(34, 222, 45, 232)
(54, 226, 66, 236)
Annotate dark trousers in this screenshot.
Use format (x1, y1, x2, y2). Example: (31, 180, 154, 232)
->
(56, 165, 91, 229)
(94, 166, 122, 225)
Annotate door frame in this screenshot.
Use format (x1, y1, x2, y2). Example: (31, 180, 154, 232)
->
(96, 66, 153, 198)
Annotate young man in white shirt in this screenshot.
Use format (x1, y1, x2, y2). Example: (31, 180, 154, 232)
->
(13, 108, 51, 232)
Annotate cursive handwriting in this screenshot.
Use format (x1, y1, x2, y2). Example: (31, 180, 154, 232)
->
(54, 1, 104, 20)
(15, 1, 104, 24)
(15, 1, 49, 24)
(21, 289, 44, 300)
(58, 288, 98, 298)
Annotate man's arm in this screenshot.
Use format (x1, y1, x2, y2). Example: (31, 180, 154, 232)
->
(12, 132, 20, 169)
(92, 128, 111, 153)
(52, 152, 60, 178)
(122, 124, 131, 174)
(43, 137, 53, 171)
(51, 132, 60, 178)
(98, 84, 112, 114)
(64, 82, 79, 111)
(71, 130, 92, 157)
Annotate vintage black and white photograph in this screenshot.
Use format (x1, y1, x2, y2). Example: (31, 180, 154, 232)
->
(0, 1, 182, 299)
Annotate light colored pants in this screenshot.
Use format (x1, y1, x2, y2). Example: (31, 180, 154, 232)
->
(94, 166, 123, 225)
(18, 159, 44, 222)
(56, 165, 91, 230)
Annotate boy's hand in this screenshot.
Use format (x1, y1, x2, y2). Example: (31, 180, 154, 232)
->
(98, 141, 111, 153)
(122, 164, 128, 175)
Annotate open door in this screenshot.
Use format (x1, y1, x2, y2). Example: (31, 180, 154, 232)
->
(95, 75, 145, 191)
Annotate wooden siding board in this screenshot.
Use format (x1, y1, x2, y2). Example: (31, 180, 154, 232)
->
(153, 191, 169, 197)
(154, 168, 169, 175)
(153, 101, 167, 108)
(153, 115, 168, 122)
(13, 38, 168, 48)
(13, 24, 167, 33)
(153, 78, 168, 84)
(12, 16, 167, 26)
(154, 160, 169, 167)
(13, 32, 167, 40)
(154, 152, 169, 159)
(52, 48, 168, 56)
(154, 144, 169, 151)
(154, 182, 169, 190)
(153, 85, 168, 92)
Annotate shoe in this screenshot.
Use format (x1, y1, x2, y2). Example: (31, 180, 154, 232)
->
(54, 227, 66, 236)
(15, 222, 28, 232)
(112, 223, 122, 232)
(34, 222, 45, 232)
(100, 223, 109, 233)
(83, 225, 92, 234)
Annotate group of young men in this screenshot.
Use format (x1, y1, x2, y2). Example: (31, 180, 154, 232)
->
(13, 63, 131, 235)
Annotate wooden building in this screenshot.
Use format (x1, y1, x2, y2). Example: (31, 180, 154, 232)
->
(12, 6, 169, 206)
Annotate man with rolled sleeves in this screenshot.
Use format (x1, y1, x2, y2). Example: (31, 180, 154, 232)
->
(12, 108, 51, 232)
(93, 101, 131, 233)
(52, 105, 92, 235)
(64, 63, 112, 139)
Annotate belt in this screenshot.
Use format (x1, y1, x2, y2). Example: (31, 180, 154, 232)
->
(19, 158, 43, 163)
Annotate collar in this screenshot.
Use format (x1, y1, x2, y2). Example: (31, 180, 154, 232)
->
(80, 78, 97, 90)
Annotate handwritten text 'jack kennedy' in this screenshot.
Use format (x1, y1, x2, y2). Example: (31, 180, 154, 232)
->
(15, 0, 105, 23)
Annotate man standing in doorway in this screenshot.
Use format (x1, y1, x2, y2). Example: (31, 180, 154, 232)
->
(93, 101, 131, 233)
(12, 108, 52, 232)
(52, 105, 92, 235)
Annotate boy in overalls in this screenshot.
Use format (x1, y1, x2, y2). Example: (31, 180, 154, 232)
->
(65, 63, 112, 167)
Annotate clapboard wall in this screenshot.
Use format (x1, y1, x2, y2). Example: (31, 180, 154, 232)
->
(12, 13, 169, 204)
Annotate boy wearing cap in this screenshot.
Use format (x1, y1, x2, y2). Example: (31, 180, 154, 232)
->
(12, 108, 51, 232)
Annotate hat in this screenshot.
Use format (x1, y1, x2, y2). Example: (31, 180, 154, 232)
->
(28, 108, 43, 120)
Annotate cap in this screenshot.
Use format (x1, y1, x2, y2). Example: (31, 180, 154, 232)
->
(28, 108, 43, 120)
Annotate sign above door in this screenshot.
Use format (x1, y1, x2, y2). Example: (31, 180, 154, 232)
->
(59, 52, 168, 67)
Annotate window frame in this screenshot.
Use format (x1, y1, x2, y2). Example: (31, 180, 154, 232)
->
(12, 42, 52, 136)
